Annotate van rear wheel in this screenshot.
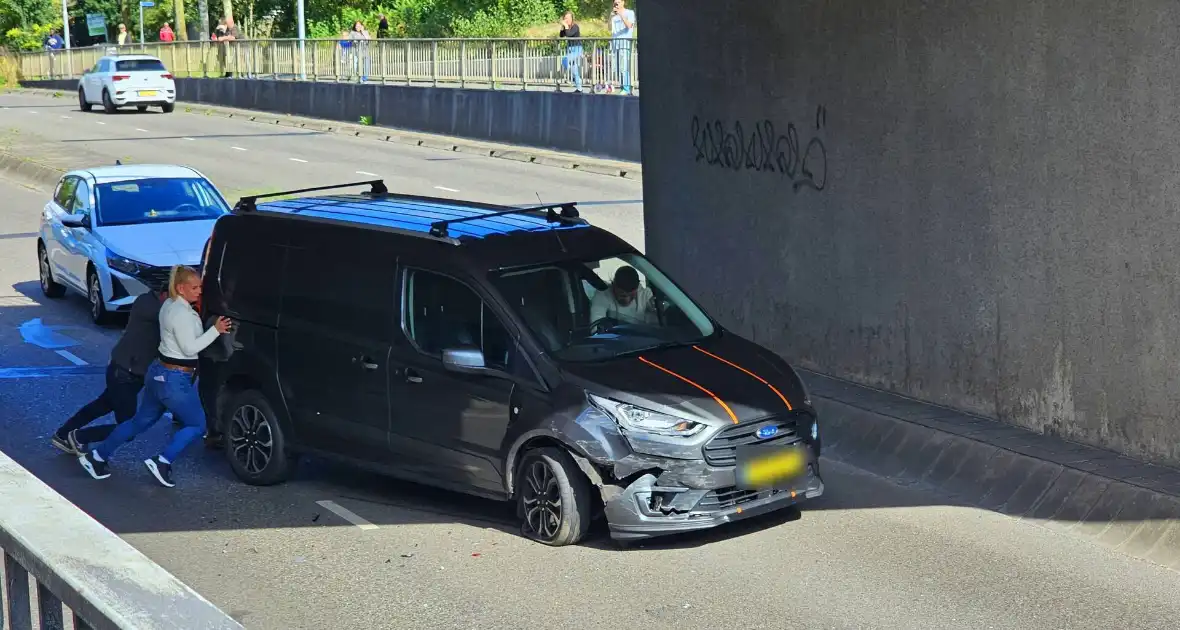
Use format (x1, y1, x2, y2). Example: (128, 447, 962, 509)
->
(225, 390, 294, 486)
(515, 447, 593, 546)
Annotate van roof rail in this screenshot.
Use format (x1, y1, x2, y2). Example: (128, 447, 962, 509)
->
(233, 179, 388, 212)
(428, 202, 581, 238)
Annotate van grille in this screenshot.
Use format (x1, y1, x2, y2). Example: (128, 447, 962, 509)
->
(702, 415, 802, 467)
(694, 486, 763, 511)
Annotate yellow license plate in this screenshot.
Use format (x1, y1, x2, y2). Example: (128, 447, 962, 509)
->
(735, 445, 806, 489)
(139, 90, 157, 96)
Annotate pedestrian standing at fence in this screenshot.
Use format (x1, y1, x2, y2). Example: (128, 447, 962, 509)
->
(159, 22, 175, 42)
(51, 286, 166, 456)
(79, 266, 232, 488)
(559, 11, 584, 93)
(609, 0, 636, 95)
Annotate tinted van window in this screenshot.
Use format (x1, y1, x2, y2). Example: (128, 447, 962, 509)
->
(211, 216, 286, 326)
(403, 269, 513, 371)
(282, 228, 396, 340)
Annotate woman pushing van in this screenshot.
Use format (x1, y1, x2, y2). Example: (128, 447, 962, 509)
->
(79, 265, 232, 487)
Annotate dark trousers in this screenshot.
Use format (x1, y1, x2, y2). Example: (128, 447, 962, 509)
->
(198, 357, 224, 441)
(56, 362, 144, 444)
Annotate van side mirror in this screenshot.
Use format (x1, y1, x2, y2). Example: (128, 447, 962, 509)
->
(442, 347, 487, 374)
(61, 213, 89, 229)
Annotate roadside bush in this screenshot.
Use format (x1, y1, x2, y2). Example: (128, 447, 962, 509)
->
(0, 53, 20, 86)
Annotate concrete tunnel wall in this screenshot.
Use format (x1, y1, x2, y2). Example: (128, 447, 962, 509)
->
(638, 0, 1180, 467)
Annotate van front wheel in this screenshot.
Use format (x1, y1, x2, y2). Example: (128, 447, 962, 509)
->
(515, 447, 593, 546)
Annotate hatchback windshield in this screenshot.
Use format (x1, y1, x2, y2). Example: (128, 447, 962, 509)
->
(95, 177, 228, 226)
(490, 253, 716, 362)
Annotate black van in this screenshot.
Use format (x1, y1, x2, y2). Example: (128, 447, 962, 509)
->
(198, 180, 825, 546)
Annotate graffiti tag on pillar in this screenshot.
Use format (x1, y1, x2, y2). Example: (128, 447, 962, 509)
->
(690, 105, 827, 192)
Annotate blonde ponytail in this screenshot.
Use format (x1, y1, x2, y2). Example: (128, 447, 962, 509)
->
(167, 265, 200, 300)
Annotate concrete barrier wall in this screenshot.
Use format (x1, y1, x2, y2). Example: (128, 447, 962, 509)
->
(638, 0, 1180, 468)
(21, 78, 641, 162)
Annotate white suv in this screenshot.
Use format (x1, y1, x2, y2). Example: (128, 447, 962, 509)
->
(78, 54, 177, 114)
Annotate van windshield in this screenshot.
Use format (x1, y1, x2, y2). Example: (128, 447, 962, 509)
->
(489, 253, 716, 363)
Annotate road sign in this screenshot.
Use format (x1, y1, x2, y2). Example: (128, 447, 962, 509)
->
(140, 1, 154, 6)
(85, 13, 106, 37)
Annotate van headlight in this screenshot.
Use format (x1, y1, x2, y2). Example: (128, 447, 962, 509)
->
(588, 393, 709, 459)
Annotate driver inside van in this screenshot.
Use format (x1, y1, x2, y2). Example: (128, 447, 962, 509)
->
(590, 265, 657, 326)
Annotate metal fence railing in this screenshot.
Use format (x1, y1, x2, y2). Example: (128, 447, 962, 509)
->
(18, 37, 640, 94)
(0, 450, 243, 630)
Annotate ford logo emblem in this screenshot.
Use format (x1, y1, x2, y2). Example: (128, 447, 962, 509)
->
(756, 425, 779, 440)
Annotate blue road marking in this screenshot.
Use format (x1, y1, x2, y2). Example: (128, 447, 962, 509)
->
(0, 365, 105, 379)
(18, 318, 80, 350)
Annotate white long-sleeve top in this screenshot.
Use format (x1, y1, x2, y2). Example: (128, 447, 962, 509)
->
(158, 297, 221, 361)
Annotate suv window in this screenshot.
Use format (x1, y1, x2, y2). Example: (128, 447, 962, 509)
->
(403, 269, 513, 372)
(116, 58, 166, 71)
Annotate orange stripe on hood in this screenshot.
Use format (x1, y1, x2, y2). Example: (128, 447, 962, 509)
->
(638, 355, 739, 424)
(692, 346, 793, 411)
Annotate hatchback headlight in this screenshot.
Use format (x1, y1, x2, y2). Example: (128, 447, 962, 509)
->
(106, 250, 146, 276)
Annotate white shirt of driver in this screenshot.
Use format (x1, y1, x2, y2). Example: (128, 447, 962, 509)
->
(590, 285, 655, 325)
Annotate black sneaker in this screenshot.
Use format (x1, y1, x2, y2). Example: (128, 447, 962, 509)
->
(51, 432, 75, 455)
(78, 450, 111, 480)
(144, 456, 175, 488)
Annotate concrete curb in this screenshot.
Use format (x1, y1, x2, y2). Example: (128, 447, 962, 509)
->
(815, 387, 1180, 572)
(13, 84, 643, 181)
(0, 151, 64, 189)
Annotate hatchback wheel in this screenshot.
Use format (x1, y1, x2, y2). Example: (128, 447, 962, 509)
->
(78, 88, 91, 112)
(161, 102, 175, 113)
(226, 390, 294, 486)
(87, 270, 111, 325)
(515, 447, 593, 546)
(38, 243, 65, 298)
(101, 89, 116, 114)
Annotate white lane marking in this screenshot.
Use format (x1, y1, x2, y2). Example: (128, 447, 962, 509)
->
(55, 350, 88, 366)
(182, 137, 195, 141)
(135, 128, 149, 132)
(434, 186, 459, 192)
(231, 146, 247, 151)
(28, 111, 37, 114)
(315, 500, 378, 530)
(95, 121, 106, 125)
(60, 115, 71, 119)
(289, 157, 308, 163)
(356, 170, 378, 177)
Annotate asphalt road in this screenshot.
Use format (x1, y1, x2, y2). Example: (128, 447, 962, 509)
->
(2, 93, 1180, 629)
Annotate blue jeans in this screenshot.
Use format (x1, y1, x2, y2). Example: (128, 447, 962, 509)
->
(94, 360, 206, 463)
(563, 46, 583, 90)
(613, 46, 632, 93)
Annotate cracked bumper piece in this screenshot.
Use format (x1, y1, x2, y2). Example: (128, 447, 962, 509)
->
(604, 464, 825, 541)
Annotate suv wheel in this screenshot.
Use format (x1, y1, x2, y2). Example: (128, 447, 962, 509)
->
(161, 102, 175, 113)
(38, 243, 65, 298)
(515, 447, 593, 547)
(87, 269, 111, 325)
(78, 88, 92, 112)
(101, 89, 116, 114)
(225, 390, 294, 486)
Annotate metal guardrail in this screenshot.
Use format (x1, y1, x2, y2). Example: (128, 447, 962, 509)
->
(0, 450, 244, 630)
(18, 37, 640, 94)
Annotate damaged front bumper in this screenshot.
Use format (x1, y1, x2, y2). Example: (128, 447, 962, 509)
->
(603, 459, 825, 541)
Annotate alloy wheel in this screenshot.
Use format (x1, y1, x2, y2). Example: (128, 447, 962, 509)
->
(521, 460, 563, 541)
(39, 248, 50, 292)
(88, 274, 102, 320)
(229, 404, 275, 475)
